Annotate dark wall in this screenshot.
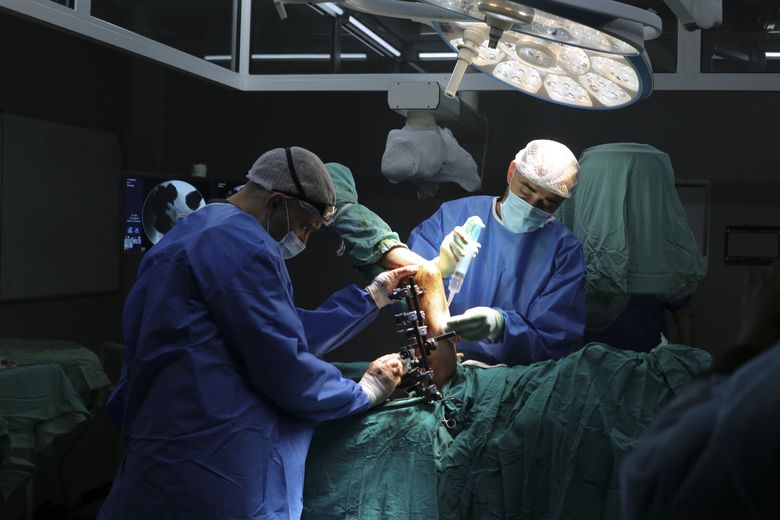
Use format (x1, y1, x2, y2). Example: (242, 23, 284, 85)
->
(0, 12, 130, 348)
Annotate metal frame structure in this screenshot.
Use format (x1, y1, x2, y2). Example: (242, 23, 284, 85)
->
(3, 0, 780, 92)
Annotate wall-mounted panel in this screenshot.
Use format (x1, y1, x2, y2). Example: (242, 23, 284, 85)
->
(0, 113, 120, 300)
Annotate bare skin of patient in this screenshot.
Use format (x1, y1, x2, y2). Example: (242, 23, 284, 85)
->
(379, 246, 458, 389)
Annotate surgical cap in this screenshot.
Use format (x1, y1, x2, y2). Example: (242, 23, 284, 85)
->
(514, 139, 579, 198)
(246, 146, 336, 209)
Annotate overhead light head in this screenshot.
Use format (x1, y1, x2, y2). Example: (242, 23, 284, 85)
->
(440, 21, 652, 108)
(425, 0, 660, 107)
(477, 0, 534, 47)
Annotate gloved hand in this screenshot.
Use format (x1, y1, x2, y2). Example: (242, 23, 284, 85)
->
(434, 226, 479, 278)
(365, 265, 420, 309)
(359, 353, 406, 407)
(444, 307, 505, 342)
(434, 226, 468, 278)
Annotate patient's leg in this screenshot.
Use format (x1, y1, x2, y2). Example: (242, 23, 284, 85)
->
(379, 247, 457, 389)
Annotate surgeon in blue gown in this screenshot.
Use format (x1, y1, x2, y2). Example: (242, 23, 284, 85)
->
(408, 140, 586, 366)
(100, 147, 414, 520)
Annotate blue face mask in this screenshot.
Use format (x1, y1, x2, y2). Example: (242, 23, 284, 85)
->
(271, 199, 306, 260)
(500, 190, 551, 233)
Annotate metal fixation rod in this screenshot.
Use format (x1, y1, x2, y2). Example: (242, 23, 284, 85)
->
(391, 277, 444, 403)
(407, 277, 431, 373)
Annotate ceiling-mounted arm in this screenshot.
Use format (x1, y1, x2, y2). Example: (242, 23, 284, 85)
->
(445, 24, 487, 97)
(273, 0, 288, 19)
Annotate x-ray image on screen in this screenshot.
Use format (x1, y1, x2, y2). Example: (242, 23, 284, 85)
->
(142, 180, 206, 245)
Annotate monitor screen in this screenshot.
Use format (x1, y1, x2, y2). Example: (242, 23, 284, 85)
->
(725, 227, 780, 264)
(123, 177, 145, 253)
(123, 175, 212, 253)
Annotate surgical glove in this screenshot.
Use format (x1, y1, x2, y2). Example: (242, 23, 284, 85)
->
(435, 226, 477, 278)
(434, 226, 467, 278)
(445, 307, 505, 342)
(359, 353, 405, 407)
(366, 265, 419, 309)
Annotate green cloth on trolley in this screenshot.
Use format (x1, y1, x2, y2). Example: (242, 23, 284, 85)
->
(555, 143, 706, 331)
(0, 338, 111, 405)
(0, 363, 90, 498)
(303, 343, 711, 520)
(327, 163, 406, 279)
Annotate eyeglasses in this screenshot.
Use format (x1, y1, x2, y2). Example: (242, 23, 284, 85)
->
(283, 147, 336, 225)
(293, 197, 336, 226)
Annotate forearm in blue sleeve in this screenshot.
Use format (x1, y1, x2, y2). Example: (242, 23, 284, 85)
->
(210, 251, 370, 421)
(298, 284, 379, 358)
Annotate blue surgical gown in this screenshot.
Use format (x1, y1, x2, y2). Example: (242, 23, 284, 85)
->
(408, 196, 585, 366)
(100, 203, 377, 520)
(620, 341, 780, 519)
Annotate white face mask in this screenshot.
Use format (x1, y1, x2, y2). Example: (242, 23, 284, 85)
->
(278, 230, 305, 260)
(500, 190, 552, 234)
(270, 199, 306, 260)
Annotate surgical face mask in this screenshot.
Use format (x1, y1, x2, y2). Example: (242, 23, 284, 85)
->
(500, 190, 551, 233)
(270, 199, 306, 259)
(279, 230, 305, 260)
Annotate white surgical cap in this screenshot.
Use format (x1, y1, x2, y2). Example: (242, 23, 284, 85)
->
(513, 139, 579, 198)
(246, 146, 336, 208)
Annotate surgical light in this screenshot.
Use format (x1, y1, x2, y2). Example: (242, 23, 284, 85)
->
(423, 0, 660, 108)
(293, 0, 660, 108)
(436, 17, 654, 109)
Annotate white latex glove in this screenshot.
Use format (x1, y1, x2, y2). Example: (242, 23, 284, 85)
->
(359, 353, 405, 407)
(365, 265, 419, 309)
(434, 226, 478, 278)
(445, 306, 505, 342)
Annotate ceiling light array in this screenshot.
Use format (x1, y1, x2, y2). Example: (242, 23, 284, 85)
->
(313, 2, 401, 58)
(205, 53, 367, 61)
(418, 51, 459, 59)
(348, 16, 401, 57)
